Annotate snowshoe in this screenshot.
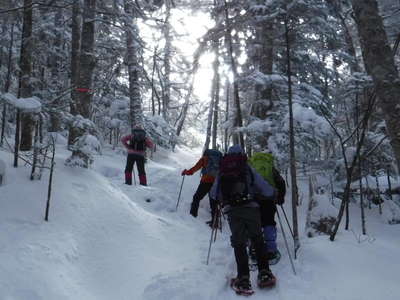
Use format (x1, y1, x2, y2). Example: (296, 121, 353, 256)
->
(267, 250, 281, 265)
(257, 269, 276, 288)
(230, 277, 254, 296)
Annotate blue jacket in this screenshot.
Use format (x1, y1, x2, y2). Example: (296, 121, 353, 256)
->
(209, 145, 275, 212)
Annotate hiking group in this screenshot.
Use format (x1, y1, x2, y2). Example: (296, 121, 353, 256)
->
(182, 144, 287, 296)
(120, 126, 286, 295)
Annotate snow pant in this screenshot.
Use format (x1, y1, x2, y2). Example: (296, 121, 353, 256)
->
(227, 207, 269, 278)
(125, 153, 147, 186)
(191, 181, 216, 218)
(260, 200, 278, 252)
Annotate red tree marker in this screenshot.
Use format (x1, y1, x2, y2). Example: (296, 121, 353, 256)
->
(76, 88, 92, 93)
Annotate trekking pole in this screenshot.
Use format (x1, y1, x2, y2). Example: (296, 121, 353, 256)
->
(276, 209, 297, 275)
(206, 206, 221, 264)
(212, 206, 220, 242)
(175, 175, 185, 211)
(206, 223, 218, 265)
(280, 205, 295, 240)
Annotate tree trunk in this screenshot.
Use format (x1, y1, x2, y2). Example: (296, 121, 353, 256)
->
(19, 0, 34, 151)
(124, 0, 143, 129)
(151, 47, 157, 116)
(224, 79, 230, 152)
(253, 18, 274, 149)
(1, 22, 14, 147)
(68, 0, 81, 146)
(68, 0, 96, 167)
(351, 0, 400, 173)
(48, 7, 64, 132)
(175, 77, 195, 137)
(203, 87, 215, 151)
(212, 43, 220, 150)
(162, 0, 172, 121)
(284, 15, 300, 256)
(224, 0, 244, 148)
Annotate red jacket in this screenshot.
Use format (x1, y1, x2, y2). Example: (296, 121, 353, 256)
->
(121, 134, 154, 156)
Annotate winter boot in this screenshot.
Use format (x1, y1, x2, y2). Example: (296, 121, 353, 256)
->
(257, 269, 276, 288)
(231, 276, 254, 296)
(125, 172, 132, 185)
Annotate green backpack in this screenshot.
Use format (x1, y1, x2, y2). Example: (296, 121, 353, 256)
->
(248, 152, 276, 187)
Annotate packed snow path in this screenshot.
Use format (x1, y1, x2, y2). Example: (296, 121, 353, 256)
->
(0, 144, 399, 300)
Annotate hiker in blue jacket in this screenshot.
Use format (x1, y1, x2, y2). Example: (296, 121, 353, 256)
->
(210, 145, 277, 295)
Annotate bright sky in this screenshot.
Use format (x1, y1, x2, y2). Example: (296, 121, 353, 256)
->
(171, 9, 216, 102)
(140, 6, 216, 103)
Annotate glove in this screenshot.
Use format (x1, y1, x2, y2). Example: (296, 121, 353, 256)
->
(190, 201, 199, 218)
(181, 169, 193, 176)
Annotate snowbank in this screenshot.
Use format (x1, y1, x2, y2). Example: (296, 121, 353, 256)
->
(1, 146, 400, 300)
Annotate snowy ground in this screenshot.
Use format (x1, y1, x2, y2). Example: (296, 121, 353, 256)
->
(0, 141, 399, 300)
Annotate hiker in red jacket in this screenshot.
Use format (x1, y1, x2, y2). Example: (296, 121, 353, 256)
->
(182, 149, 222, 225)
(121, 125, 154, 186)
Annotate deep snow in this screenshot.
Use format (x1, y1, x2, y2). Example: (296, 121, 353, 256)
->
(0, 142, 399, 300)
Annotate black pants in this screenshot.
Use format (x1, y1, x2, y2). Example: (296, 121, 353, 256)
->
(227, 207, 269, 278)
(125, 154, 146, 185)
(260, 200, 277, 226)
(192, 181, 216, 218)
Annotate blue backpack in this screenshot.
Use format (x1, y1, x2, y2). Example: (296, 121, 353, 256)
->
(201, 149, 222, 177)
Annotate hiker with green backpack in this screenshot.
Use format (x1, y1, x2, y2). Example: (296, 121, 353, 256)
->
(248, 152, 286, 264)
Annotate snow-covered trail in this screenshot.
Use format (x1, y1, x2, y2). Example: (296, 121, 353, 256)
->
(1, 143, 400, 300)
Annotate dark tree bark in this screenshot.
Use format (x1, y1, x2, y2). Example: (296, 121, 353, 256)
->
(212, 42, 220, 150)
(124, 0, 143, 129)
(68, 0, 81, 146)
(19, 0, 34, 151)
(1, 22, 14, 147)
(162, 0, 172, 121)
(351, 0, 400, 173)
(224, 79, 230, 152)
(284, 15, 300, 256)
(48, 7, 64, 132)
(68, 0, 96, 167)
(223, 0, 244, 148)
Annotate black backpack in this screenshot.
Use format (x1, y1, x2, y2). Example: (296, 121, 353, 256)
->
(130, 129, 146, 151)
(202, 149, 223, 177)
(219, 153, 254, 207)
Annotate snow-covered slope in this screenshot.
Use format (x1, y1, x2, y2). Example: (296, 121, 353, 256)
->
(0, 144, 399, 300)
